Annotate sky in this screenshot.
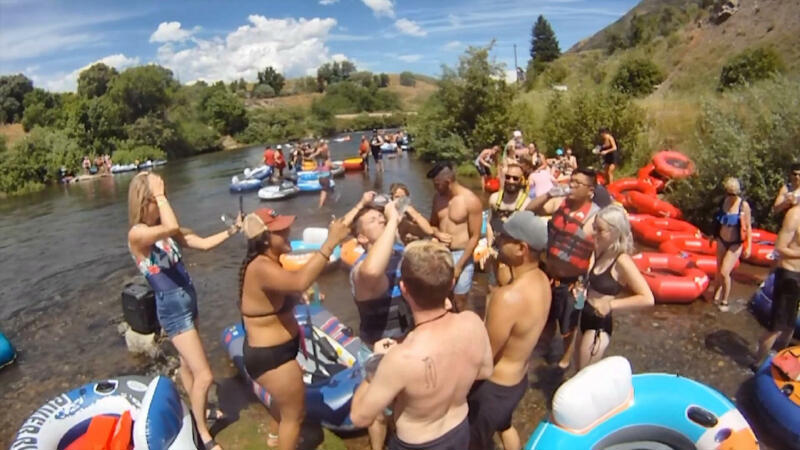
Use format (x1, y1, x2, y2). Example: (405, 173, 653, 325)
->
(0, 0, 639, 92)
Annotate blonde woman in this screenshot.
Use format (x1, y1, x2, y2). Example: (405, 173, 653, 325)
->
(712, 177, 752, 312)
(577, 205, 654, 369)
(127, 172, 241, 450)
(238, 209, 350, 450)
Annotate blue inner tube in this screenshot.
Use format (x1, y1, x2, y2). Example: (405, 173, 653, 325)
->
(297, 179, 335, 192)
(525, 373, 752, 449)
(247, 165, 273, 180)
(221, 304, 370, 431)
(0, 331, 15, 369)
(297, 170, 320, 181)
(753, 354, 800, 448)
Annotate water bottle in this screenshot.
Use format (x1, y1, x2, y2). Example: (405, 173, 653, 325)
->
(311, 282, 321, 305)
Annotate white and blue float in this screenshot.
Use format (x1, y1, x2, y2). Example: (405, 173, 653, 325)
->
(229, 175, 263, 193)
(258, 181, 300, 201)
(752, 346, 800, 449)
(11, 375, 198, 450)
(750, 270, 800, 337)
(279, 228, 342, 271)
(243, 165, 272, 181)
(297, 178, 336, 193)
(525, 356, 759, 450)
(380, 142, 398, 154)
(137, 160, 167, 170)
(111, 163, 138, 174)
(1, 330, 16, 369)
(221, 302, 369, 431)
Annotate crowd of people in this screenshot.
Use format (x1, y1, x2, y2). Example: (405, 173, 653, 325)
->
(81, 154, 113, 175)
(126, 130, 800, 450)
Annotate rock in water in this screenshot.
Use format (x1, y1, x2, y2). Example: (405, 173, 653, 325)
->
(122, 323, 161, 358)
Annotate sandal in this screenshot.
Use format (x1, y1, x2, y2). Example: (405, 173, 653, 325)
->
(205, 407, 226, 423)
(203, 439, 222, 450)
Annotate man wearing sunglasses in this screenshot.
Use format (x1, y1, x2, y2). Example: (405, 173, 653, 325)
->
(526, 168, 600, 369)
(772, 163, 800, 216)
(485, 163, 531, 285)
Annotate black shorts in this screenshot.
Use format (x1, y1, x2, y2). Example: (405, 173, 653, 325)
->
(580, 301, 613, 336)
(468, 378, 528, 450)
(388, 416, 469, 450)
(771, 268, 800, 332)
(371, 147, 382, 161)
(549, 280, 581, 334)
(603, 151, 619, 166)
(475, 163, 490, 177)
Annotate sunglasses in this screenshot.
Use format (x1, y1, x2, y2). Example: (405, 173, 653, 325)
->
(505, 175, 522, 182)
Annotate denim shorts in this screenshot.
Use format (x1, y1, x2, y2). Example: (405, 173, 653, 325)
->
(155, 285, 198, 337)
(451, 249, 475, 295)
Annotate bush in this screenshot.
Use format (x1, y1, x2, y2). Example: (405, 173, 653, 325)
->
(540, 86, 646, 170)
(252, 84, 276, 99)
(311, 81, 399, 114)
(612, 58, 664, 97)
(174, 119, 220, 155)
(399, 72, 416, 87)
(237, 107, 307, 144)
(719, 47, 783, 91)
(668, 76, 800, 232)
(336, 113, 407, 132)
(0, 127, 83, 194)
(112, 145, 166, 165)
(542, 62, 569, 86)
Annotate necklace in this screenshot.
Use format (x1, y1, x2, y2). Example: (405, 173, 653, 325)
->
(413, 310, 450, 330)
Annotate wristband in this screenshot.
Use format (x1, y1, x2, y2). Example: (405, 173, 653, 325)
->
(317, 249, 331, 260)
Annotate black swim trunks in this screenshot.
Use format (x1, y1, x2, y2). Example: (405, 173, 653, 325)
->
(475, 162, 490, 177)
(603, 150, 618, 165)
(388, 417, 469, 450)
(549, 278, 581, 334)
(771, 268, 800, 333)
(467, 378, 528, 450)
(243, 334, 300, 380)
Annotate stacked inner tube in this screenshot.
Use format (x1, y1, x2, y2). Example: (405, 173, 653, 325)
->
(629, 215, 700, 248)
(753, 347, 800, 449)
(632, 253, 709, 304)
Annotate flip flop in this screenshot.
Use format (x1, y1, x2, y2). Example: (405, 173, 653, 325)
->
(205, 407, 226, 423)
(203, 438, 222, 450)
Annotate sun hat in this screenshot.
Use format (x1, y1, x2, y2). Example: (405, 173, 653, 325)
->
(243, 208, 295, 239)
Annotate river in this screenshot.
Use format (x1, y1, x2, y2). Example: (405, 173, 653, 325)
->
(0, 135, 785, 449)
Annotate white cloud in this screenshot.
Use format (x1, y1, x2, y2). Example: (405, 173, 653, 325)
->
(319, 0, 339, 4)
(149, 21, 195, 43)
(394, 18, 426, 37)
(33, 53, 140, 92)
(153, 15, 343, 84)
(397, 54, 422, 63)
(361, 0, 395, 18)
(443, 40, 462, 50)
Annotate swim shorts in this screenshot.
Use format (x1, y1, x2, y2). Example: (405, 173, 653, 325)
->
(475, 162, 490, 177)
(450, 249, 475, 295)
(549, 278, 581, 334)
(603, 151, 619, 166)
(155, 285, 198, 337)
(371, 147, 383, 162)
(771, 267, 800, 332)
(468, 377, 528, 450)
(388, 417, 469, 450)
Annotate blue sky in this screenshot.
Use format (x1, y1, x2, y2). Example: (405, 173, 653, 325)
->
(0, 0, 638, 92)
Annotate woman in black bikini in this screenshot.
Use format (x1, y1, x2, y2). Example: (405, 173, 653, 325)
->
(238, 208, 350, 450)
(712, 177, 752, 311)
(577, 205, 654, 370)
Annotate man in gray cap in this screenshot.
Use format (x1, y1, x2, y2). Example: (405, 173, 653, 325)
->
(468, 211, 551, 450)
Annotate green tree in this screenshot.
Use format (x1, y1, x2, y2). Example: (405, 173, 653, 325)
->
(22, 88, 63, 131)
(611, 58, 664, 97)
(530, 15, 561, 64)
(399, 72, 416, 87)
(77, 63, 118, 98)
(719, 47, 784, 91)
(252, 84, 276, 99)
(107, 65, 177, 121)
(202, 88, 248, 135)
(316, 60, 357, 91)
(126, 115, 176, 150)
(257, 66, 285, 95)
(0, 74, 34, 123)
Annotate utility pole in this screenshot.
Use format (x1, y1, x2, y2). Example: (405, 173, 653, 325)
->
(513, 44, 524, 84)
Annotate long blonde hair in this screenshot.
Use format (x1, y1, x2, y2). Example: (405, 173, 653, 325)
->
(595, 205, 634, 256)
(128, 172, 151, 227)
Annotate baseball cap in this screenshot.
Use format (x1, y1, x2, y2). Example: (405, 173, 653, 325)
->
(243, 208, 295, 239)
(556, 148, 564, 156)
(277, 144, 282, 150)
(513, 130, 522, 138)
(492, 211, 547, 252)
(426, 161, 453, 179)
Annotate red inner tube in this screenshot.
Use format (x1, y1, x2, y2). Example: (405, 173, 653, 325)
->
(626, 191, 682, 218)
(652, 151, 696, 180)
(660, 237, 717, 256)
(637, 164, 666, 192)
(607, 178, 657, 206)
(630, 215, 699, 247)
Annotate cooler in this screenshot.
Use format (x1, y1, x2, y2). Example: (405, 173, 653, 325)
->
(121, 283, 159, 334)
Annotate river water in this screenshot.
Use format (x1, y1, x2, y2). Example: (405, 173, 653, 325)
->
(0, 135, 785, 449)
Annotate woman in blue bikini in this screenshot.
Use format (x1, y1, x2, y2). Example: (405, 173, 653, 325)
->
(712, 177, 752, 311)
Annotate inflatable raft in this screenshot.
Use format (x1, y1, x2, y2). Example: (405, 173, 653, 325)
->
(525, 356, 758, 450)
(297, 178, 336, 192)
(626, 191, 682, 218)
(652, 150, 695, 180)
(280, 228, 342, 271)
(607, 177, 657, 208)
(230, 175, 263, 193)
(632, 252, 709, 303)
(244, 165, 272, 181)
(110, 163, 138, 174)
(137, 160, 167, 170)
(258, 181, 300, 201)
(1, 331, 15, 369)
(341, 157, 365, 172)
(11, 375, 198, 450)
(221, 303, 368, 431)
(630, 215, 700, 247)
(753, 346, 800, 449)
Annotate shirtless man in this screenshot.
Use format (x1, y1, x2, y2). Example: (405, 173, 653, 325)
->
(475, 147, 498, 191)
(485, 163, 530, 286)
(772, 163, 800, 216)
(428, 162, 483, 311)
(469, 211, 551, 450)
(754, 200, 800, 367)
(350, 240, 494, 450)
(527, 169, 600, 369)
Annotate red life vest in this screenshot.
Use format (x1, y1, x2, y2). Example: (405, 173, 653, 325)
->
(548, 200, 598, 272)
(264, 148, 276, 165)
